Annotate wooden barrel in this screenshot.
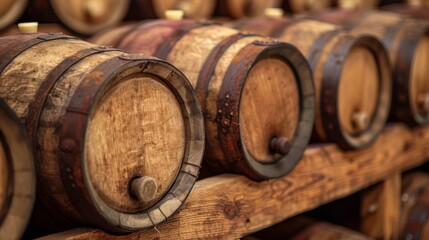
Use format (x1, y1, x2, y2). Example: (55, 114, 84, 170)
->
(0, 0, 28, 30)
(91, 20, 315, 180)
(283, 0, 333, 13)
(233, 17, 392, 149)
(400, 173, 429, 239)
(311, 10, 429, 126)
(0, 101, 35, 239)
(216, 0, 282, 18)
(0, 32, 204, 232)
(127, 0, 216, 20)
(381, 4, 429, 19)
(22, 0, 130, 35)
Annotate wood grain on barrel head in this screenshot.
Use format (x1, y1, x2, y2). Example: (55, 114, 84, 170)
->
(50, 0, 129, 35)
(0, 137, 8, 216)
(339, 46, 379, 135)
(411, 35, 429, 114)
(86, 76, 185, 212)
(205, 36, 262, 164)
(240, 57, 299, 163)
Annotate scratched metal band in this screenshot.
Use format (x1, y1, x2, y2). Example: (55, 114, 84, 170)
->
(57, 54, 203, 232)
(392, 24, 429, 125)
(154, 20, 220, 60)
(307, 29, 342, 71)
(0, 33, 77, 75)
(218, 41, 314, 180)
(23, 46, 117, 226)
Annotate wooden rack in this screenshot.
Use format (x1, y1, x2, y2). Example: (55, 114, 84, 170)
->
(38, 124, 429, 240)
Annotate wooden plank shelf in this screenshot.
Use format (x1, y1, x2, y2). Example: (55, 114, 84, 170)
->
(38, 124, 429, 240)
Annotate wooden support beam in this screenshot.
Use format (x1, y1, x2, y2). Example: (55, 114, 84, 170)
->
(36, 124, 429, 240)
(361, 172, 401, 240)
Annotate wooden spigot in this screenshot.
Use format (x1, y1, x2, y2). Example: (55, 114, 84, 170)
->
(418, 93, 429, 113)
(352, 112, 369, 132)
(270, 137, 291, 155)
(264, 8, 284, 19)
(131, 176, 158, 203)
(18, 22, 38, 33)
(165, 10, 184, 20)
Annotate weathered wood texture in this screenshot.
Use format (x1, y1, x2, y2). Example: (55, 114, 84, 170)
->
(0, 101, 35, 240)
(22, 0, 129, 35)
(311, 10, 429, 126)
(0, 33, 204, 233)
(126, 0, 216, 20)
(0, 0, 27, 30)
(35, 124, 429, 240)
(400, 173, 429, 239)
(360, 172, 401, 240)
(250, 216, 374, 239)
(91, 20, 315, 180)
(233, 18, 391, 150)
(216, 0, 281, 18)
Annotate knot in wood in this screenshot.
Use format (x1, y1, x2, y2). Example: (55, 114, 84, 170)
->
(223, 203, 239, 220)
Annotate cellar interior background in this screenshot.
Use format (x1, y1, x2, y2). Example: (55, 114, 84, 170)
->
(0, 0, 428, 239)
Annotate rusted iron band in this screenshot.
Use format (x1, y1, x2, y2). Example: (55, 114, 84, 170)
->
(57, 55, 134, 232)
(26, 46, 117, 149)
(155, 21, 220, 59)
(307, 29, 342, 70)
(196, 32, 257, 107)
(0, 33, 77, 75)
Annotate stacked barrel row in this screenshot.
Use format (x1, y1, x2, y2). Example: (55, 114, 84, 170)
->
(1, 0, 428, 35)
(0, 5, 427, 240)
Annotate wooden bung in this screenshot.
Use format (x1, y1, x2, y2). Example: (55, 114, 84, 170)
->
(310, 10, 429, 126)
(90, 19, 315, 180)
(22, 0, 130, 35)
(0, 101, 35, 240)
(216, 0, 282, 19)
(0, 32, 204, 233)
(232, 17, 392, 149)
(400, 173, 429, 239)
(0, 0, 28, 30)
(126, 0, 216, 20)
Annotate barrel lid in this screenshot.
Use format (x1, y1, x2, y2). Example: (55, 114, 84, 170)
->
(58, 55, 204, 232)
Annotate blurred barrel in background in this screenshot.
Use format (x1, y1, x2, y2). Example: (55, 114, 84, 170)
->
(216, 0, 282, 18)
(0, 0, 28, 31)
